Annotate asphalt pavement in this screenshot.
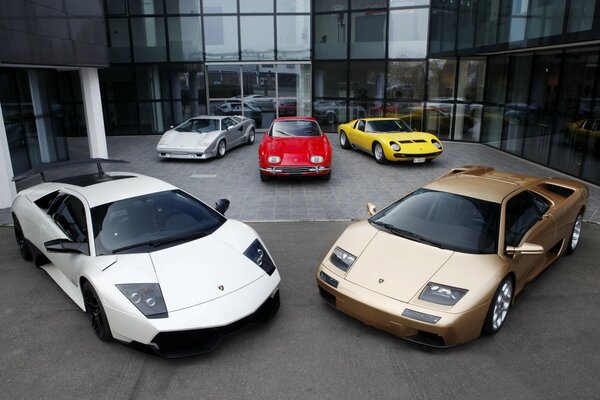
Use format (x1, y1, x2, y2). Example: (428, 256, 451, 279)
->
(1, 221, 599, 400)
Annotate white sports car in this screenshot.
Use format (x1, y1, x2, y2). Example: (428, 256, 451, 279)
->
(157, 115, 256, 160)
(11, 159, 280, 357)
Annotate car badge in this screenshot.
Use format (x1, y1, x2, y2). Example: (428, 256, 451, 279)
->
(218, 285, 224, 291)
(378, 278, 384, 284)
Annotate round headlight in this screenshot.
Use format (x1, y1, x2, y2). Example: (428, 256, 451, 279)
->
(390, 143, 401, 151)
(267, 156, 281, 163)
(432, 140, 442, 149)
(310, 155, 324, 163)
(130, 292, 142, 304)
(145, 297, 156, 307)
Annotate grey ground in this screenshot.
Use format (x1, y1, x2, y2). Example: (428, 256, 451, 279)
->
(1, 221, 599, 400)
(1, 133, 600, 224)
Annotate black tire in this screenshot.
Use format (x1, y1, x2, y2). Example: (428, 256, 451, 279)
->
(373, 142, 388, 164)
(13, 215, 32, 261)
(320, 171, 331, 181)
(82, 281, 113, 341)
(260, 172, 271, 182)
(482, 276, 513, 335)
(247, 128, 256, 145)
(216, 140, 226, 158)
(566, 211, 583, 255)
(339, 131, 351, 149)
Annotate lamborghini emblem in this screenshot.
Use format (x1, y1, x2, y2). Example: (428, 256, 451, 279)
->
(378, 278, 384, 284)
(218, 285, 224, 291)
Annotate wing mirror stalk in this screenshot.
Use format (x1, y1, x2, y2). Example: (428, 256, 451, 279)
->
(366, 202, 377, 216)
(44, 238, 89, 255)
(506, 242, 544, 256)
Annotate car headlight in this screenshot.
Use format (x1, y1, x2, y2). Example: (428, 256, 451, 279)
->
(330, 246, 356, 272)
(267, 156, 281, 163)
(116, 283, 168, 318)
(432, 139, 442, 149)
(310, 155, 324, 163)
(390, 142, 401, 151)
(244, 239, 276, 275)
(419, 282, 467, 306)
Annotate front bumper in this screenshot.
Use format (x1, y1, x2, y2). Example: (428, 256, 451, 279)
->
(105, 271, 281, 357)
(389, 150, 443, 162)
(260, 165, 331, 177)
(316, 264, 488, 347)
(157, 146, 217, 159)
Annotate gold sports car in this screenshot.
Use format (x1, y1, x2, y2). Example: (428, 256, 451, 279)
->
(337, 117, 443, 164)
(316, 166, 588, 347)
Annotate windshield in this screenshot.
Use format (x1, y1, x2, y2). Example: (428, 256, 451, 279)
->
(365, 119, 413, 133)
(270, 120, 322, 137)
(91, 190, 226, 255)
(369, 188, 500, 254)
(176, 119, 219, 133)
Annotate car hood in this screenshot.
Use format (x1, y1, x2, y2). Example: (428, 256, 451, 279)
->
(107, 222, 266, 312)
(158, 130, 217, 148)
(344, 227, 454, 303)
(264, 136, 330, 163)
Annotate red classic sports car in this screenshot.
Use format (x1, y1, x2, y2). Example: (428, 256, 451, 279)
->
(258, 117, 332, 181)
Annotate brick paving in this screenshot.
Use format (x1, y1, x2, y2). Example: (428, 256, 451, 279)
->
(1, 133, 599, 225)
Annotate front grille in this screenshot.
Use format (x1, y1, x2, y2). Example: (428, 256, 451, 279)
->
(275, 166, 318, 174)
(147, 290, 280, 358)
(394, 152, 441, 158)
(319, 287, 337, 307)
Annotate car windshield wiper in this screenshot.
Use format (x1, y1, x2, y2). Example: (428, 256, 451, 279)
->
(274, 129, 294, 136)
(371, 221, 443, 248)
(111, 230, 209, 254)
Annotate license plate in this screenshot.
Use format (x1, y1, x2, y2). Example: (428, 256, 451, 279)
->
(413, 157, 426, 163)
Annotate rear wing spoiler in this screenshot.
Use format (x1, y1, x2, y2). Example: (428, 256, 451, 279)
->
(12, 158, 129, 183)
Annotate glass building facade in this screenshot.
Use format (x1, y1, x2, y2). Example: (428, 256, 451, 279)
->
(3, 0, 599, 186)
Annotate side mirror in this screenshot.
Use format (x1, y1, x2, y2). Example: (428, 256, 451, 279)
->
(215, 198, 230, 214)
(506, 242, 544, 256)
(366, 202, 377, 216)
(44, 238, 89, 255)
(238, 126, 243, 131)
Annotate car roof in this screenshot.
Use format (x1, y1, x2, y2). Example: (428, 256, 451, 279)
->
(423, 166, 544, 203)
(273, 116, 317, 122)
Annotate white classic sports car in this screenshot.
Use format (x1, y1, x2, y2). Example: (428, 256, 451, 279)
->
(11, 159, 280, 357)
(157, 115, 256, 160)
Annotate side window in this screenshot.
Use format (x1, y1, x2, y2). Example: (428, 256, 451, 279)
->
(222, 117, 235, 128)
(504, 192, 543, 247)
(357, 120, 365, 131)
(529, 191, 550, 215)
(53, 196, 88, 244)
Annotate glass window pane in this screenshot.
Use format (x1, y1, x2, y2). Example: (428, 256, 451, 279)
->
(429, 0, 457, 54)
(166, 0, 201, 14)
(135, 65, 170, 100)
(456, 58, 485, 103)
(506, 54, 532, 105)
(528, 52, 561, 112)
(277, 0, 310, 13)
(203, 0, 237, 13)
(315, 0, 348, 12)
(484, 55, 509, 104)
(314, 99, 347, 129)
(527, 0, 566, 39)
(207, 65, 240, 98)
(396, 102, 424, 131)
(139, 102, 172, 134)
(129, 0, 163, 14)
(243, 65, 276, 97)
(457, 0, 476, 49)
(240, 0, 273, 13)
(351, 0, 386, 9)
(350, 11, 386, 59)
(314, 13, 348, 59)
(107, 18, 131, 63)
(99, 66, 135, 102)
(313, 62, 347, 98)
(105, 0, 127, 15)
(168, 17, 203, 61)
(240, 16, 275, 60)
(390, 0, 429, 6)
(388, 8, 428, 58)
(276, 15, 310, 60)
(507, 0, 529, 42)
(427, 58, 456, 100)
(349, 61, 385, 99)
(481, 106, 505, 148)
(475, 0, 500, 47)
(170, 64, 206, 122)
(105, 103, 139, 135)
(204, 16, 239, 61)
(131, 18, 167, 62)
(567, 0, 595, 33)
(387, 61, 425, 101)
(425, 102, 453, 139)
(454, 103, 481, 141)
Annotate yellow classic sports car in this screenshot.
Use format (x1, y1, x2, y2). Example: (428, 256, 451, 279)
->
(337, 117, 443, 164)
(316, 166, 588, 347)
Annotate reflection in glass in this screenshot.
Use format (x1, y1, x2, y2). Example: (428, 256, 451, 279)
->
(484, 56, 509, 105)
(388, 9, 428, 58)
(99, 66, 135, 102)
(129, 0, 163, 14)
(313, 62, 347, 98)
(107, 19, 130, 62)
(387, 61, 425, 101)
(135, 65, 170, 101)
(506, 54, 532, 105)
(170, 64, 206, 123)
(168, 17, 203, 61)
(277, 0, 310, 13)
(429, 0, 457, 54)
(481, 106, 505, 148)
(313, 99, 348, 130)
(105, 103, 139, 135)
(106, 0, 127, 15)
(349, 61, 384, 99)
(277, 15, 310, 60)
(390, 0, 429, 6)
(527, 0, 566, 39)
(349, 100, 377, 120)
(165, 0, 201, 14)
(207, 65, 240, 98)
(385, 102, 424, 131)
(424, 102, 453, 139)
(240, 0, 273, 13)
(203, 0, 237, 13)
(314, 13, 348, 60)
(351, 11, 386, 59)
(240, 16, 275, 60)
(314, 0, 347, 12)
(351, 0, 386, 9)
(204, 16, 239, 61)
(427, 58, 456, 100)
(131, 18, 167, 62)
(139, 102, 172, 134)
(567, 0, 595, 33)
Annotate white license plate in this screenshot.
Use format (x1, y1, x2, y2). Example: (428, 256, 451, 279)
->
(413, 157, 426, 163)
